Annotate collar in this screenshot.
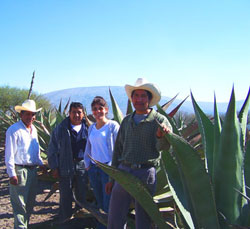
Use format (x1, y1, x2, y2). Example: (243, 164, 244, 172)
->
(128, 109, 157, 123)
(20, 120, 34, 131)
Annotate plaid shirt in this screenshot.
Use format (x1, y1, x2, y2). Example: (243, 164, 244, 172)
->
(112, 109, 172, 167)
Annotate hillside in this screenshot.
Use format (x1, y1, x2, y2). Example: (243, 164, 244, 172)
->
(43, 86, 247, 117)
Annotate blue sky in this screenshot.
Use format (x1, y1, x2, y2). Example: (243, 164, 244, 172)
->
(0, 0, 249, 102)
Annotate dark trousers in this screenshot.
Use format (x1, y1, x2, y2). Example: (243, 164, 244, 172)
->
(108, 164, 156, 229)
(59, 162, 88, 222)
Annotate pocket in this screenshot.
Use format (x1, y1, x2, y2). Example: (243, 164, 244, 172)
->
(147, 167, 156, 185)
(16, 168, 26, 186)
(76, 160, 85, 170)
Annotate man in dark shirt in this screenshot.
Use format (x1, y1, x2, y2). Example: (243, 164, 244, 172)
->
(48, 102, 88, 223)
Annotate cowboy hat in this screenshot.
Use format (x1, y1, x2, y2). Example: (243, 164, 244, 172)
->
(125, 78, 161, 107)
(15, 99, 42, 113)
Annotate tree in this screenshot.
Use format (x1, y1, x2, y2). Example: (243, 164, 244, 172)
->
(0, 86, 52, 113)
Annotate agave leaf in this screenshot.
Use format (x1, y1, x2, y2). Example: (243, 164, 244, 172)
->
(126, 99, 133, 115)
(47, 109, 51, 124)
(191, 92, 214, 176)
(212, 94, 222, 181)
(240, 202, 250, 227)
(155, 184, 171, 196)
(58, 99, 62, 113)
(63, 98, 71, 114)
(161, 149, 195, 228)
(154, 191, 174, 209)
(73, 193, 108, 226)
(238, 87, 250, 145)
(0, 112, 17, 126)
(92, 158, 171, 229)
(234, 188, 250, 202)
(42, 115, 52, 133)
(181, 120, 199, 139)
(168, 96, 189, 118)
(155, 158, 170, 194)
(83, 107, 92, 127)
(214, 87, 244, 225)
(234, 188, 250, 228)
(49, 116, 57, 128)
(161, 93, 179, 111)
(174, 206, 190, 229)
(44, 181, 59, 201)
(156, 104, 180, 135)
(163, 132, 220, 228)
(245, 141, 250, 198)
(55, 109, 65, 125)
(109, 88, 123, 124)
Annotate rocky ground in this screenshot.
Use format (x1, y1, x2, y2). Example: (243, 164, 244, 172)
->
(0, 150, 97, 229)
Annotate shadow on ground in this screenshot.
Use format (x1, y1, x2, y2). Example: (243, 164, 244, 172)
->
(29, 217, 97, 229)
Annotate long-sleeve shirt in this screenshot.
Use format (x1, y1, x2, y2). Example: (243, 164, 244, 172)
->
(112, 109, 172, 168)
(5, 120, 43, 177)
(84, 120, 120, 168)
(47, 117, 88, 177)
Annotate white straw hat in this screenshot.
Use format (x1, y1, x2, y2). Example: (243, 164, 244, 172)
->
(125, 78, 161, 107)
(15, 99, 42, 113)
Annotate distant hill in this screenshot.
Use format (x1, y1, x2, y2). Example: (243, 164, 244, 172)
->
(43, 86, 247, 117)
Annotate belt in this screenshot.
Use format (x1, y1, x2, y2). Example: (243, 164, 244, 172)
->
(121, 161, 154, 169)
(15, 164, 37, 169)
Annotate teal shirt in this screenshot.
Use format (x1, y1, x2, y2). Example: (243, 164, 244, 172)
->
(112, 109, 172, 167)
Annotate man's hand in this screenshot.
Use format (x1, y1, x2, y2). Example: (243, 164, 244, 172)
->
(39, 165, 47, 174)
(51, 168, 60, 179)
(105, 181, 114, 195)
(10, 176, 18, 185)
(85, 166, 90, 171)
(156, 123, 171, 138)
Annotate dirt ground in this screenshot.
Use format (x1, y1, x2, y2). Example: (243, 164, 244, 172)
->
(0, 150, 97, 229)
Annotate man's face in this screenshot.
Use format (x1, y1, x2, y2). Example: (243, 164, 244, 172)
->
(20, 111, 36, 128)
(69, 107, 84, 125)
(131, 89, 151, 113)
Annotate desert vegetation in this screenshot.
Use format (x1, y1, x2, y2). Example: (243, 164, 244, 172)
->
(0, 84, 250, 228)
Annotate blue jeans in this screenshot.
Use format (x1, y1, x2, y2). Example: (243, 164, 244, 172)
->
(88, 163, 111, 229)
(59, 160, 88, 222)
(107, 164, 156, 229)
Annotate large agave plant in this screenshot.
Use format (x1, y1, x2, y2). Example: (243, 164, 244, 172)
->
(161, 87, 250, 228)
(0, 109, 18, 151)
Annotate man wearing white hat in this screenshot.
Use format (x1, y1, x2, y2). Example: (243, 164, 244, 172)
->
(106, 78, 172, 229)
(5, 99, 44, 229)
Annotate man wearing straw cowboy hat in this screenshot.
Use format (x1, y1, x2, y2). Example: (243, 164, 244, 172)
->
(5, 99, 44, 229)
(106, 78, 172, 229)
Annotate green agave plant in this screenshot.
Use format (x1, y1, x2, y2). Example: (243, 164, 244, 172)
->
(0, 109, 18, 152)
(95, 87, 250, 228)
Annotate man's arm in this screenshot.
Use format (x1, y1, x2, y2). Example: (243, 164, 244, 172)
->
(5, 128, 17, 178)
(156, 116, 173, 151)
(47, 128, 60, 178)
